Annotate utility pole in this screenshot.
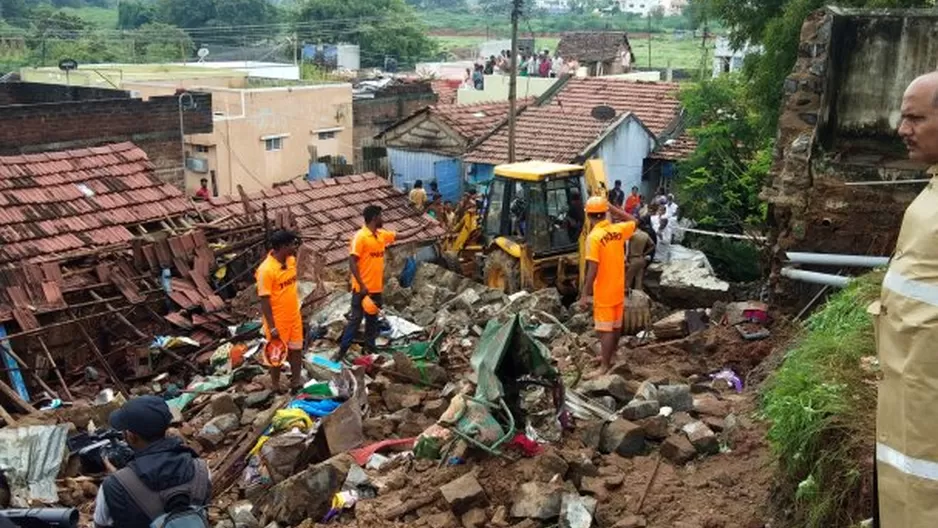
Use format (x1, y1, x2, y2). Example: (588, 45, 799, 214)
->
(507, 0, 522, 163)
(647, 14, 652, 69)
(293, 32, 299, 67)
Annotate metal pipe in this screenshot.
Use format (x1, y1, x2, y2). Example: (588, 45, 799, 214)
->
(844, 179, 931, 186)
(786, 252, 889, 268)
(781, 267, 851, 288)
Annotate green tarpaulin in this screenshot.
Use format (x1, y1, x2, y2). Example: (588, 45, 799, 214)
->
(471, 314, 558, 402)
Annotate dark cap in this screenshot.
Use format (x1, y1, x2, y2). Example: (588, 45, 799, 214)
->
(109, 395, 172, 440)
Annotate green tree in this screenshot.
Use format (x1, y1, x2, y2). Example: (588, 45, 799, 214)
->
(118, 0, 156, 29)
(132, 22, 193, 61)
(0, 0, 30, 25)
(156, 0, 216, 28)
(293, 0, 437, 68)
(214, 0, 278, 26)
(676, 74, 769, 231)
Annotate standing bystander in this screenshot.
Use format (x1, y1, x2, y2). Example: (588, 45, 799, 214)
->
(256, 230, 304, 393)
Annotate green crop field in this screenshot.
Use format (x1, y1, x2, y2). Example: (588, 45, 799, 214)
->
(431, 33, 711, 70)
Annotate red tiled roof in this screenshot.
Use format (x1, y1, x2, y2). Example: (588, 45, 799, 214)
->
(0, 142, 191, 265)
(206, 173, 445, 266)
(553, 78, 681, 135)
(464, 102, 623, 164)
(432, 99, 531, 144)
(652, 134, 697, 161)
(465, 77, 691, 165)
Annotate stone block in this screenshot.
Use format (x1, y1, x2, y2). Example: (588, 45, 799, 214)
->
(510, 481, 563, 520)
(657, 385, 692, 412)
(638, 415, 669, 441)
(577, 375, 631, 403)
(599, 419, 645, 457)
(440, 473, 488, 515)
(559, 493, 596, 528)
(622, 399, 660, 421)
(682, 421, 719, 455)
(211, 393, 241, 418)
(660, 434, 696, 465)
(693, 393, 730, 418)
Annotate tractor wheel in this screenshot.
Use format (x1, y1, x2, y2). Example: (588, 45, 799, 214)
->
(483, 250, 521, 294)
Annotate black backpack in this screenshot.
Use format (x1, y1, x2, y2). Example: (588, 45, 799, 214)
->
(114, 459, 211, 528)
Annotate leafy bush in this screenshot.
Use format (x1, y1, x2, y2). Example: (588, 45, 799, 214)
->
(685, 234, 763, 283)
(762, 272, 882, 527)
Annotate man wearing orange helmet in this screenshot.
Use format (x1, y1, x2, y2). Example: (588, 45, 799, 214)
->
(256, 229, 304, 393)
(578, 195, 637, 374)
(335, 205, 396, 362)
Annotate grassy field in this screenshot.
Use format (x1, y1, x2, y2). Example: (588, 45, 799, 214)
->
(431, 33, 712, 70)
(59, 6, 119, 29)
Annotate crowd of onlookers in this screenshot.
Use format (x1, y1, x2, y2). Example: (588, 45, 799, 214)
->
(463, 48, 581, 91)
(608, 180, 679, 265)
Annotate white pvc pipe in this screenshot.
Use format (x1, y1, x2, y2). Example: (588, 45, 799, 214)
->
(781, 267, 851, 288)
(786, 252, 889, 268)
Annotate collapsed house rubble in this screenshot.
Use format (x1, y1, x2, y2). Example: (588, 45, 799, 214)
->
(0, 141, 783, 528)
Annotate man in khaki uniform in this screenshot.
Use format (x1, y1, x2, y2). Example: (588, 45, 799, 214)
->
(626, 226, 655, 291)
(876, 71, 938, 527)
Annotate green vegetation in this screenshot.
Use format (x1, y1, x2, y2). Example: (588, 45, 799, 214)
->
(433, 33, 711, 69)
(761, 272, 882, 527)
(59, 6, 119, 28)
(419, 8, 710, 35)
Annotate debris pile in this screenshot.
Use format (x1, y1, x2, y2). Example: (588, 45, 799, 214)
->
(0, 260, 780, 528)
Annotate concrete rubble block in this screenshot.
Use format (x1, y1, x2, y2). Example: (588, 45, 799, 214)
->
(423, 511, 460, 528)
(622, 399, 660, 421)
(634, 380, 658, 402)
(682, 421, 720, 455)
(637, 415, 669, 441)
(510, 481, 564, 520)
(259, 454, 354, 525)
(559, 493, 597, 528)
(670, 411, 694, 430)
(660, 433, 697, 465)
(383, 383, 424, 412)
(440, 473, 488, 515)
(453, 288, 481, 307)
(577, 375, 632, 403)
(490, 505, 510, 527)
(532, 324, 560, 341)
(657, 385, 693, 412)
(693, 393, 730, 417)
(227, 501, 259, 528)
(390, 351, 448, 387)
(599, 419, 645, 457)
(244, 390, 274, 409)
(388, 408, 434, 438)
(211, 393, 241, 418)
(197, 413, 240, 449)
(460, 508, 488, 528)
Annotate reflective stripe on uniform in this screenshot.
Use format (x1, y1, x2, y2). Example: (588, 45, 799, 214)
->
(883, 268, 938, 307)
(878, 442, 938, 482)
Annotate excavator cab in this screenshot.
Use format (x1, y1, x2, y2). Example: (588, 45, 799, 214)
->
(479, 160, 607, 294)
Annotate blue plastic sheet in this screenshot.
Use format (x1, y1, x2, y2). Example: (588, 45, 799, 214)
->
(288, 399, 341, 418)
(0, 325, 28, 402)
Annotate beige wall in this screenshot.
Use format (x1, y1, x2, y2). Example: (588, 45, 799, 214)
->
(133, 81, 354, 196)
(457, 75, 559, 104)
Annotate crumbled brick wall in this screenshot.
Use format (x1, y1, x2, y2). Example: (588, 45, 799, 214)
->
(763, 8, 931, 300)
(0, 89, 212, 188)
(352, 89, 437, 172)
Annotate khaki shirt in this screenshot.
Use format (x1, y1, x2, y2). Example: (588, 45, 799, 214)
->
(628, 229, 654, 259)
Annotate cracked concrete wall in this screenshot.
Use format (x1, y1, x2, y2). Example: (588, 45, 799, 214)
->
(763, 8, 938, 297)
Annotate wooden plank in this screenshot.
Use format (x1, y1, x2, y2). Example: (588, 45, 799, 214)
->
(0, 378, 37, 414)
(37, 336, 73, 401)
(67, 309, 129, 398)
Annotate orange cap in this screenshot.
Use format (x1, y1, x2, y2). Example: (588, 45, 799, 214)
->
(585, 196, 609, 214)
(362, 295, 380, 316)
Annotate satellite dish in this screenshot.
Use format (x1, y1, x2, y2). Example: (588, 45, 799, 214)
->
(590, 105, 617, 121)
(197, 48, 209, 63)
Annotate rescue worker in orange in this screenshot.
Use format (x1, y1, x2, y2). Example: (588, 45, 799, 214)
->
(578, 196, 637, 374)
(335, 205, 396, 361)
(256, 229, 304, 393)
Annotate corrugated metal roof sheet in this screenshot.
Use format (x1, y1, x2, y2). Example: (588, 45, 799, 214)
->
(0, 142, 192, 265)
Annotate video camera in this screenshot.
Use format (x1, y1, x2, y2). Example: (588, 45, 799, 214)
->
(66, 429, 135, 474)
(0, 508, 78, 528)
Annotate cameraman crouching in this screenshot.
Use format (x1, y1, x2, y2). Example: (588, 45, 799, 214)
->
(93, 396, 211, 528)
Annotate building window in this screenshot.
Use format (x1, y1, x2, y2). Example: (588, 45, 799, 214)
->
(265, 137, 283, 151)
(318, 131, 337, 140)
(194, 145, 209, 153)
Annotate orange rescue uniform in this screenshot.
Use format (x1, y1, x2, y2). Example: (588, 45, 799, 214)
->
(256, 253, 303, 351)
(586, 219, 636, 332)
(350, 226, 397, 293)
